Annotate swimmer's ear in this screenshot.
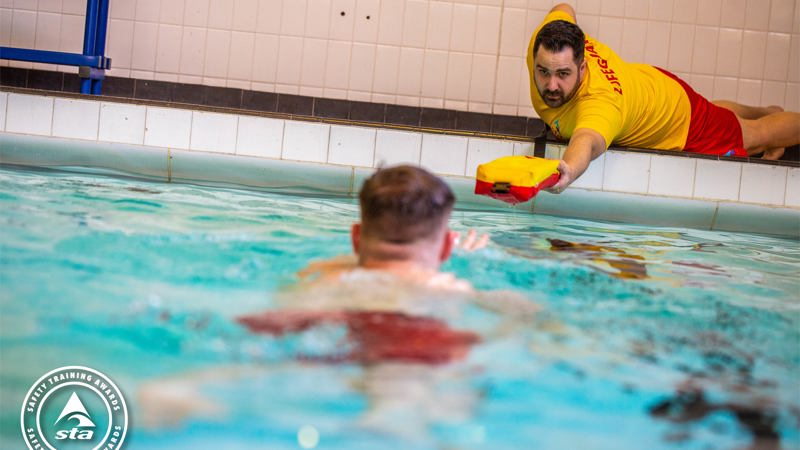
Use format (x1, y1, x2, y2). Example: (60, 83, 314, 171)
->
(440, 229, 456, 263)
(351, 223, 361, 255)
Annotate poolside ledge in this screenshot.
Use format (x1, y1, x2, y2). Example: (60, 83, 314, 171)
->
(1, 90, 798, 238)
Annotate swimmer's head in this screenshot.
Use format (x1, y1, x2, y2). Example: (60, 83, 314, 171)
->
(358, 165, 455, 245)
(353, 165, 457, 268)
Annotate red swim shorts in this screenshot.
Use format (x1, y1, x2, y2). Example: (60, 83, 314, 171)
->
(657, 68, 747, 157)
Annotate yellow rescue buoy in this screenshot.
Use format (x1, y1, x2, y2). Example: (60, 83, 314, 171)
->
(474, 156, 560, 204)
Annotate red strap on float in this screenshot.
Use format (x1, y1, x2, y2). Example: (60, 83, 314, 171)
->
(474, 172, 559, 204)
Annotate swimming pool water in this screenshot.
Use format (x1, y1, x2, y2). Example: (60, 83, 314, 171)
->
(1, 165, 798, 450)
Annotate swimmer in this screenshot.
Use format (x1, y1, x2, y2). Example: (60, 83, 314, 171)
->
(294, 164, 489, 291)
(138, 166, 536, 440)
(238, 165, 535, 361)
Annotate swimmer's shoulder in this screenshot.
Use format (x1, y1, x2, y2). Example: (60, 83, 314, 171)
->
(297, 255, 358, 281)
(425, 272, 474, 293)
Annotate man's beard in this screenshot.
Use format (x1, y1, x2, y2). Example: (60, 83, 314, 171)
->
(539, 77, 580, 108)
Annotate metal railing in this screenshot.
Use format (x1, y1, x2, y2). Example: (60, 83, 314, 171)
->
(0, 0, 111, 95)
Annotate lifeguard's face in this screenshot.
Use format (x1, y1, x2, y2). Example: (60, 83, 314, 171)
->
(533, 46, 585, 108)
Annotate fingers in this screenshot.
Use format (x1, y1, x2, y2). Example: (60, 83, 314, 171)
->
(473, 232, 490, 250)
(456, 229, 490, 251)
(546, 159, 571, 194)
(546, 180, 567, 193)
(463, 229, 476, 249)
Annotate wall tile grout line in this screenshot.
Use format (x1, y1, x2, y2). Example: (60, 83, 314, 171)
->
(167, 148, 172, 183)
(47, 96, 54, 137)
(348, 166, 355, 197)
(2, 92, 7, 131)
(278, 120, 287, 160)
(92, 98, 100, 141)
(709, 202, 720, 230)
(736, 159, 745, 202)
(783, 166, 790, 207)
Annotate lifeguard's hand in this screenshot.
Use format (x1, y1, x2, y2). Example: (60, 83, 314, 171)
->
(453, 229, 490, 251)
(546, 159, 574, 194)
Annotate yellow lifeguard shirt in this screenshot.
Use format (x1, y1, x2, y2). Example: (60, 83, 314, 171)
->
(526, 11, 691, 151)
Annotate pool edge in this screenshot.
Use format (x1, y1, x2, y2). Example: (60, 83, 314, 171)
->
(2, 133, 797, 239)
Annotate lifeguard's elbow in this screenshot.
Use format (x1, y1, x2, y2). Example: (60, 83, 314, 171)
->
(552, 3, 577, 19)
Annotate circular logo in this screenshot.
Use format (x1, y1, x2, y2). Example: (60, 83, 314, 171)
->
(20, 366, 128, 450)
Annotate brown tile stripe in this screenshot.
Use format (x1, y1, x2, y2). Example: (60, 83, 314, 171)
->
(1, 67, 798, 167)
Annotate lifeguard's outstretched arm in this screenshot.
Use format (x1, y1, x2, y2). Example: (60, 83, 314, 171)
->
(547, 128, 606, 193)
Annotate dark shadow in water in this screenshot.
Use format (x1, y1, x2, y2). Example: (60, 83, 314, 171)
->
(547, 238, 649, 280)
(649, 385, 781, 450)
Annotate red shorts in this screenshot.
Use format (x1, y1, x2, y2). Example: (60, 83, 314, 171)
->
(657, 68, 747, 157)
(238, 310, 479, 364)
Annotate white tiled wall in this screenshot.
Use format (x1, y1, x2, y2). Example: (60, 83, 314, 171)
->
(374, 128, 421, 166)
(52, 98, 100, 140)
(786, 167, 800, 207)
(235, 115, 283, 159)
(1, 91, 798, 209)
(328, 125, 376, 166)
(420, 133, 468, 176)
(2, 0, 798, 114)
(98, 101, 146, 144)
(739, 163, 788, 205)
(648, 155, 696, 198)
(693, 159, 742, 201)
(5, 93, 52, 135)
(512, 141, 536, 157)
(0, 91, 7, 130)
(570, 151, 605, 190)
(282, 120, 330, 162)
(190, 111, 237, 153)
(144, 106, 192, 148)
(465, 137, 514, 176)
(602, 151, 651, 194)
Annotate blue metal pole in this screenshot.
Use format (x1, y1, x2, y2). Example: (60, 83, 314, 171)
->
(1, 0, 110, 95)
(94, 0, 109, 55)
(80, 0, 100, 94)
(0, 48, 106, 67)
(91, 0, 110, 94)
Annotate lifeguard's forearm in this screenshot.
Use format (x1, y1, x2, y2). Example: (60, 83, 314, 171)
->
(562, 129, 606, 180)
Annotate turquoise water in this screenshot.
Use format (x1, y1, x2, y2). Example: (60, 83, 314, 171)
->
(1, 165, 798, 450)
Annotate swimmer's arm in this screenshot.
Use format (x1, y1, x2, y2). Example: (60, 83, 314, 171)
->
(137, 365, 251, 429)
(548, 128, 606, 192)
(472, 290, 541, 339)
(551, 3, 577, 21)
(138, 364, 291, 429)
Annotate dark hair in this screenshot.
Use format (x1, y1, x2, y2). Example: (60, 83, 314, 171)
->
(533, 20, 585, 65)
(359, 165, 455, 244)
